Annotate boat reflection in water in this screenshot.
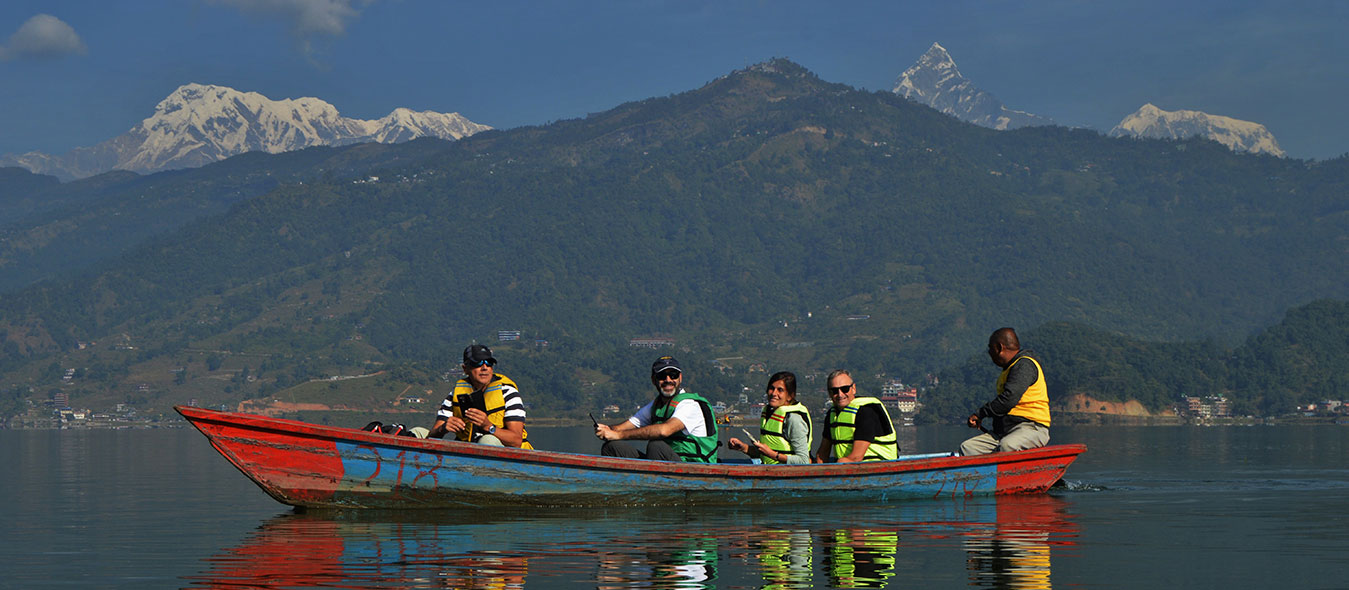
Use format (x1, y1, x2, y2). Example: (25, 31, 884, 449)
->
(186, 496, 1077, 589)
(962, 495, 1074, 589)
(754, 528, 811, 589)
(598, 530, 719, 590)
(823, 527, 899, 588)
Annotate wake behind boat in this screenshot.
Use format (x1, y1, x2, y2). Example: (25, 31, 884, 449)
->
(177, 405, 1084, 509)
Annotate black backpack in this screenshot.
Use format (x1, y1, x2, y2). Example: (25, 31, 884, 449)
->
(360, 421, 416, 436)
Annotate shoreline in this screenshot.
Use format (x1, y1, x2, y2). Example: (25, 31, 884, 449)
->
(6, 413, 1343, 430)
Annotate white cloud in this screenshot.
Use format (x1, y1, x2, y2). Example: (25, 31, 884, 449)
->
(213, 0, 371, 38)
(0, 14, 88, 61)
(211, 0, 374, 62)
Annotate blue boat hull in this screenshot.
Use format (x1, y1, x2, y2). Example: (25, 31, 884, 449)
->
(179, 406, 1084, 508)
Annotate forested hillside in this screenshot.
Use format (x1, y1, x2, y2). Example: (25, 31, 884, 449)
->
(0, 60, 1345, 421)
(0, 140, 449, 292)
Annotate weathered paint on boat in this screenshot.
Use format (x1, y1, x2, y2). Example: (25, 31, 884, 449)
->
(177, 405, 1084, 509)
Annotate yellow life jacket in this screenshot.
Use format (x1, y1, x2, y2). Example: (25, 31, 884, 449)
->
(1001, 356, 1051, 427)
(759, 403, 812, 464)
(451, 373, 532, 449)
(827, 397, 898, 461)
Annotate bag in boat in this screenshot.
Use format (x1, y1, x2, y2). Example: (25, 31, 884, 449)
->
(360, 421, 417, 437)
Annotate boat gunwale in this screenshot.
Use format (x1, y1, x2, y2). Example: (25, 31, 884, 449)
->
(176, 405, 1085, 481)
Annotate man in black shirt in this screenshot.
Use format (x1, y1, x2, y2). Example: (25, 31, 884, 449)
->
(814, 370, 899, 462)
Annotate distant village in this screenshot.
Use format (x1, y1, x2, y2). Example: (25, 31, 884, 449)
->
(8, 390, 172, 429)
(1175, 395, 1348, 420)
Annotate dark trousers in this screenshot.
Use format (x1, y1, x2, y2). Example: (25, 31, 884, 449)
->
(601, 439, 681, 461)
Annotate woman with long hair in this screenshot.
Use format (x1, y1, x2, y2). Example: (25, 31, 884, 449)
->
(728, 371, 813, 464)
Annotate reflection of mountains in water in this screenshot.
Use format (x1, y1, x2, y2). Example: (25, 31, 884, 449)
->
(185, 496, 1079, 589)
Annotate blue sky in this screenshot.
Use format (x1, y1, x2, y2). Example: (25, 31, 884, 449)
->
(2, 1, 1347, 160)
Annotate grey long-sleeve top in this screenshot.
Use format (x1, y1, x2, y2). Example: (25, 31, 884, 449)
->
(777, 412, 812, 464)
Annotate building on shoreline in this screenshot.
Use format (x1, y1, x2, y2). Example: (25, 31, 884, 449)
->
(879, 380, 920, 414)
(1181, 396, 1231, 419)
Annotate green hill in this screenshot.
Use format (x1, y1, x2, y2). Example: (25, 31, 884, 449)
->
(0, 59, 1345, 422)
(0, 141, 450, 292)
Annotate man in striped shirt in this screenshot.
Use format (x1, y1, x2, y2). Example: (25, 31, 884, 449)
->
(428, 344, 532, 448)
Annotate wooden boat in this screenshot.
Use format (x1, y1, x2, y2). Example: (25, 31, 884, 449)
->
(178, 405, 1085, 509)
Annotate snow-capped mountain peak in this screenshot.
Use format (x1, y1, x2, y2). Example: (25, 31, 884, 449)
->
(892, 43, 961, 102)
(1, 84, 490, 180)
(892, 42, 1053, 130)
(1110, 103, 1284, 157)
(364, 107, 487, 143)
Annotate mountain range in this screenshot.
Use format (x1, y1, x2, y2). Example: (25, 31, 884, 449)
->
(0, 59, 1344, 423)
(895, 42, 1285, 157)
(0, 83, 489, 180)
(0, 44, 1292, 186)
(1110, 103, 1285, 157)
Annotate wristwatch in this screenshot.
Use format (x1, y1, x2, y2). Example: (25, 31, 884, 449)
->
(486, 424, 497, 435)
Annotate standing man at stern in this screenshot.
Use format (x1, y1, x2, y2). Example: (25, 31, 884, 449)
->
(595, 356, 719, 462)
(429, 344, 532, 449)
(959, 328, 1050, 456)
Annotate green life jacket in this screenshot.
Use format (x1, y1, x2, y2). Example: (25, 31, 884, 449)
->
(827, 397, 898, 461)
(651, 390, 720, 463)
(759, 403, 812, 464)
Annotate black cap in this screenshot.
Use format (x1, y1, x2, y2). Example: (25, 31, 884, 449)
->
(651, 355, 681, 375)
(463, 344, 496, 365)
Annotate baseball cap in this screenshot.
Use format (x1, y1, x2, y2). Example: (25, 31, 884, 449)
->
(651, 355, 681, 375)
(463, 344, 496, 365)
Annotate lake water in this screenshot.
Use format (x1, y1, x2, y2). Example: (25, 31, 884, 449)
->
(5, 423, 1347, 589)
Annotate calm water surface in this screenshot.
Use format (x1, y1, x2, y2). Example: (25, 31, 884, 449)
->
(4, 424, 1347, 589)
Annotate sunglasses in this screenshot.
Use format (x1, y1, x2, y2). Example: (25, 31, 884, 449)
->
(656, 370, 681, 381)
(466, 359, 495, 368)
(827, 384, 854, 395)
